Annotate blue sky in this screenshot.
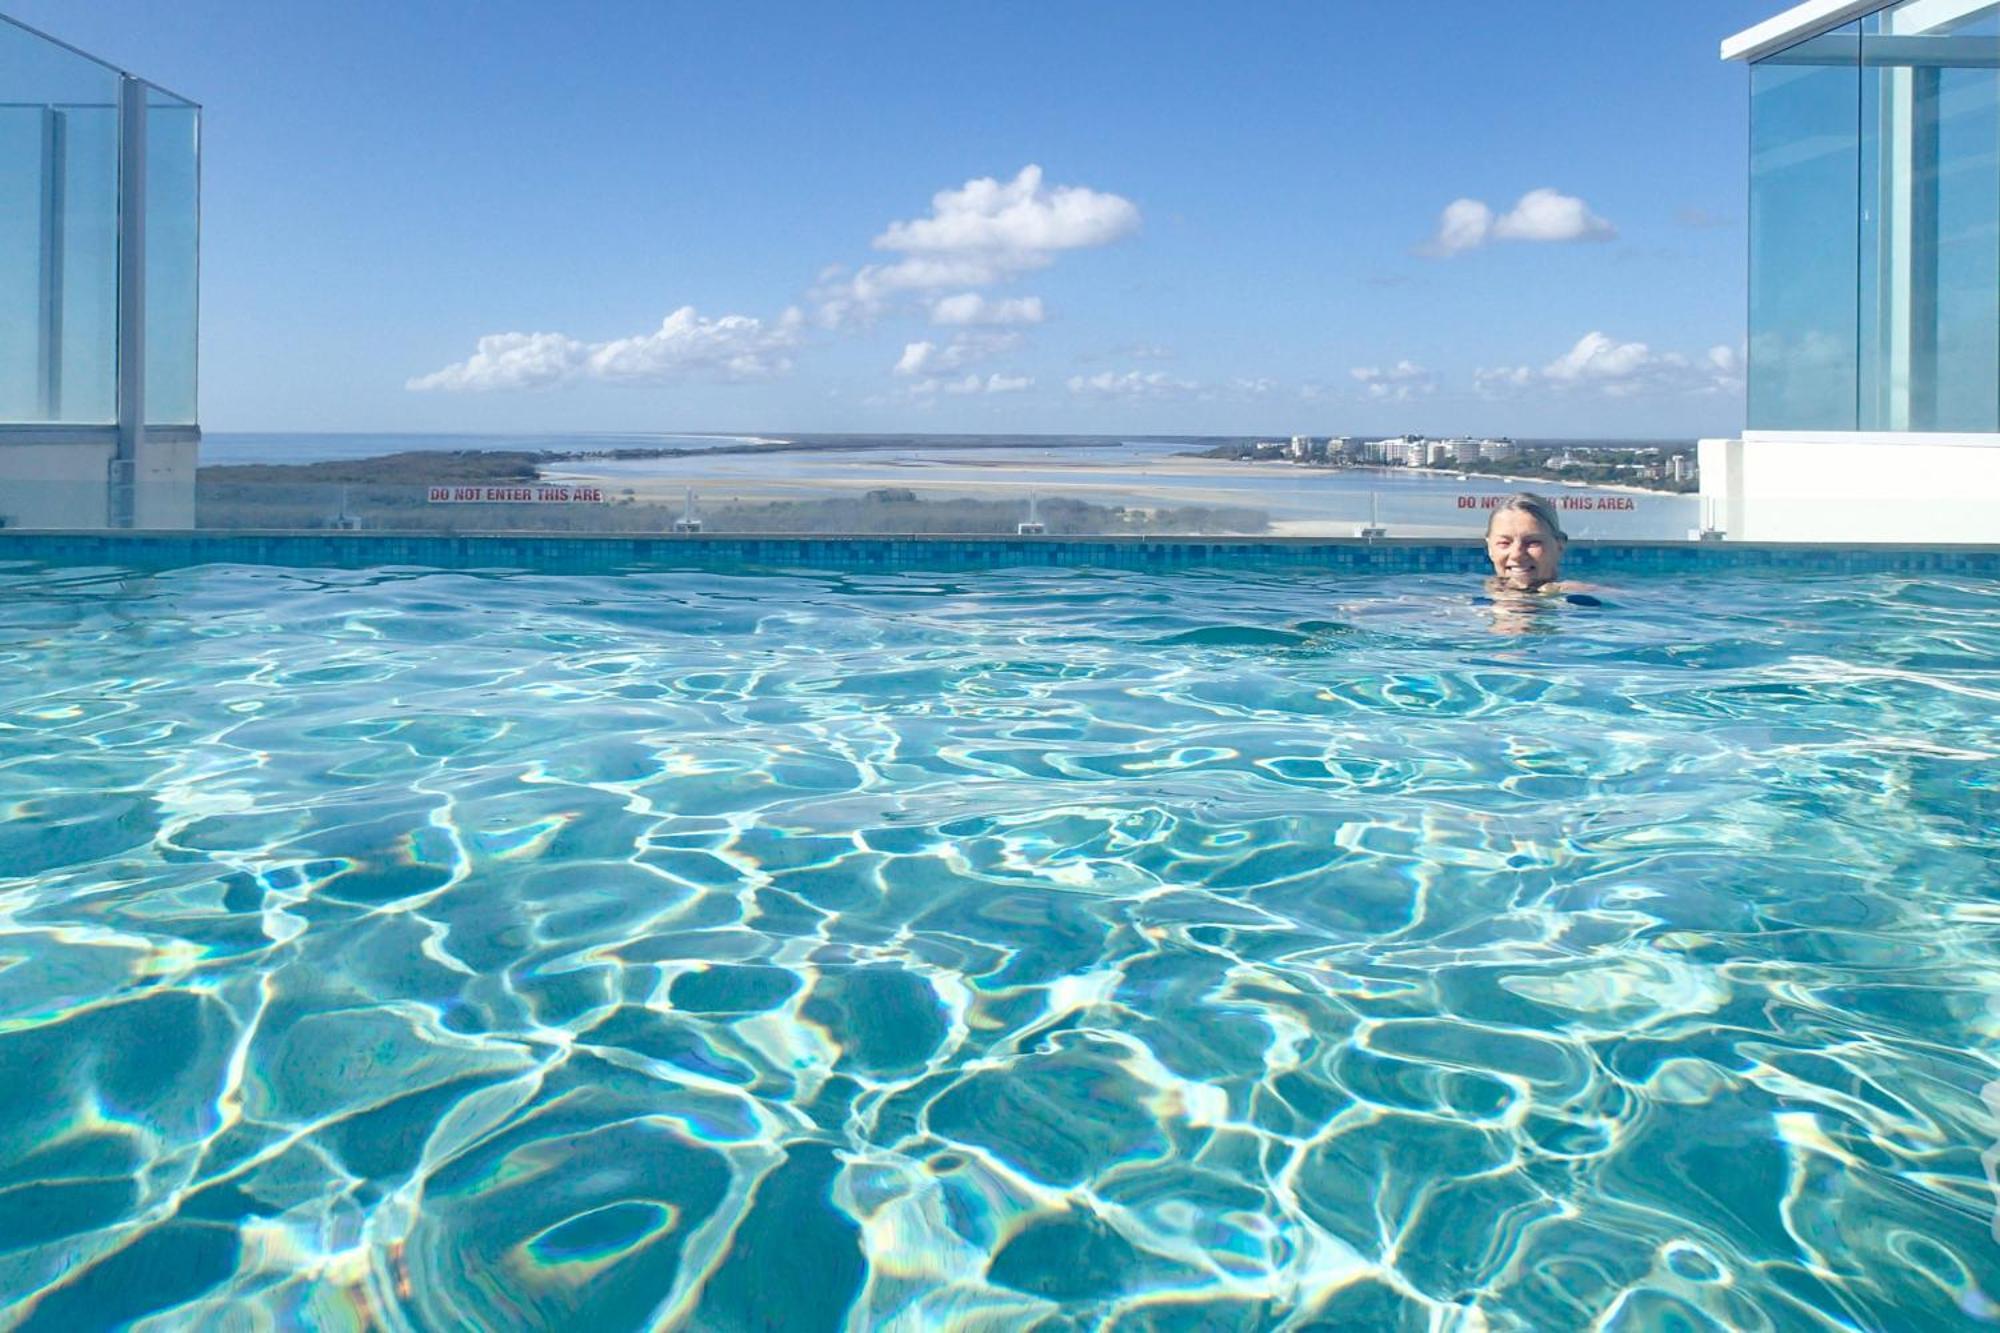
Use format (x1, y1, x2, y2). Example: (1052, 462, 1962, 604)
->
(11, 1, 1779, 437)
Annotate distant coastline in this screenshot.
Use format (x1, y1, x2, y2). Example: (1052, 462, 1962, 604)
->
(192, 448, 1271, 535)
(1355, 463, 1675, 498)
(567, 435, 1113, 462)
(1187, 448, 1695, 497)
(191, 436, 1701, 539)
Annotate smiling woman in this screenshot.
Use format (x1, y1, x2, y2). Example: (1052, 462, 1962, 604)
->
(1483, 491, 1569, 590)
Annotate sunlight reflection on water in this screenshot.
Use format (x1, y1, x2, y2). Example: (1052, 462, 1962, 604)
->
(0, 561, 1994, 1329)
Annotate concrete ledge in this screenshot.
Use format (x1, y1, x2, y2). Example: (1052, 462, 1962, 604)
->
(1699, 435, 2000, 542)
(3, 529, 1997, 576)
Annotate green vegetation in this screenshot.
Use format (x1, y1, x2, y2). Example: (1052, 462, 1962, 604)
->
(199, 450, 549, 485)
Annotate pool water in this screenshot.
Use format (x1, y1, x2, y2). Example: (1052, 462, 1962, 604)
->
(1, 561, 1996, 1330)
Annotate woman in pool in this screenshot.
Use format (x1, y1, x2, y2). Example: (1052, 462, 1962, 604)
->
(1484, 492, 1590, 595)
(1488, 490, 1608, 620)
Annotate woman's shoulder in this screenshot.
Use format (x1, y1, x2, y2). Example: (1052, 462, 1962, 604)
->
(1550, 580, 1608, 605)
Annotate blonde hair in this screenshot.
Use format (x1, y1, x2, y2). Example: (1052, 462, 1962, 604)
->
(1485, 492, 1567, 543)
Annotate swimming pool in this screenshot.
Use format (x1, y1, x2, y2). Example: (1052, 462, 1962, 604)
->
(1, 555, 1995, 1329)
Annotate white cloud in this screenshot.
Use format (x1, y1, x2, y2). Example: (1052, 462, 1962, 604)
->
(1349, 360, 1436, 402)
(407, 331, 586, 392)
(892, 332, 1021, 376)
(1421, 188, 1615, 257)
(930, 292, 1045, 326)
(1423, 199, 1497, 258)
(902, 371, 1034, 398)
(817, 165, 1137, 327)
(875, 164, 1139, 257)
(1476, 331, 1743, 399)
(1232, 376, 1277, 396)
(409, 306, 802, 391)
(813, 257, 1021, 328)
(1067, 369, 1199, 399)
(421, 165, 1137, 387)
(1543, 330, 1651, 383)
(1493, 188, 1616, 244)
(1473, 365, 1535, 397)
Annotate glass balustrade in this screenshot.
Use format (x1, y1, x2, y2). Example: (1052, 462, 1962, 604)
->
(0, 17, 121, 425)
(1750, 0, 2000, 433)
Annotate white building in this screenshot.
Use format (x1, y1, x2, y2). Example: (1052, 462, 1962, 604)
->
(1705, 0, 2000, 542)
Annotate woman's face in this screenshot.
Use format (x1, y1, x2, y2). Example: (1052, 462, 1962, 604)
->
(1486, 509, 1565, 589)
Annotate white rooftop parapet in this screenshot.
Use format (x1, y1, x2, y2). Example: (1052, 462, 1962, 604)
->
(1724, 0, 1995, 60)
(1723, 0, 1884, 60)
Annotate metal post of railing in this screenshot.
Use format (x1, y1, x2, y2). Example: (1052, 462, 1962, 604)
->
(112, 75, 147, 528)
(37, 107, 66, 420)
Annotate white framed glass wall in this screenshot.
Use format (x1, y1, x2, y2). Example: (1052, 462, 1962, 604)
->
(0, 15, 198, 430)
(0, 17, 120, 424)
(1748, 0, 2000, 432)
(145, 85, 199, 427)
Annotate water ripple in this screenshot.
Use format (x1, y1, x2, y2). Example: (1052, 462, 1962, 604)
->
(0, 563, 1995, 1328)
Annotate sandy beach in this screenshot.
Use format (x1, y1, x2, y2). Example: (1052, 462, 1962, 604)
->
(542, 450, 1441, 509)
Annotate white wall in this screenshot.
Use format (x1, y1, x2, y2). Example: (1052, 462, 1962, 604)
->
(1700, 434, 2000, 542)
(133, 435, 198, 529)
(0, 441, 114, 529)
(0, 435, 199, 530)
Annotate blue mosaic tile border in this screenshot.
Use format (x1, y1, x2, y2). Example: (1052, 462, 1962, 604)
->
(2, 530, 1997, 576)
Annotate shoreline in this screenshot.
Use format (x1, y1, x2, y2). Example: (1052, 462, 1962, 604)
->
(1210, 458, 1688, 498)
(561, 436, 1118, 462)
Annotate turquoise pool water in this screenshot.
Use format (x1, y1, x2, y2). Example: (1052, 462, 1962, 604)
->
(1, 560, 1996, 1330)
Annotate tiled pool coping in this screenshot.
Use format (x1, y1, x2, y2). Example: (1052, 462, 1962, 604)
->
(3, 530, 1998, 575)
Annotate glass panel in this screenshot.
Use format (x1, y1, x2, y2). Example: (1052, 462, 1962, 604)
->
(1860, 1, 2000, 432)
(144, 87, 198, 426)
(0, 18, 119, 424)
(1748, 23, 1861, 431)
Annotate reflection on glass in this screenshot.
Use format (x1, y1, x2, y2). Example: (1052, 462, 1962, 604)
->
(0, 18, 120, 423)
(145, 89, 199, 427)
(1860, 1, 1999, 432)
(1749, 23, 1861, 431)
(1753, 3, 2000, 435)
